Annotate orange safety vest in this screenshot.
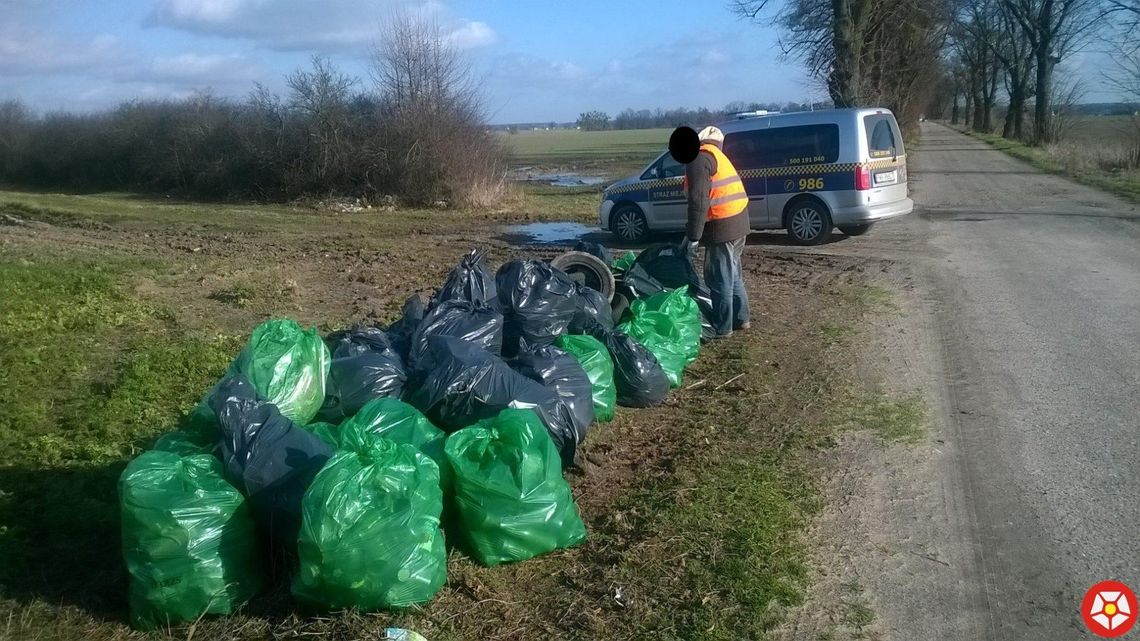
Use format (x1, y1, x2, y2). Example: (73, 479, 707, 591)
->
(682, 143, 749, 220)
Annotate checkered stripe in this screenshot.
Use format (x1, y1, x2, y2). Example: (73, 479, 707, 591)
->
(606, 156, 905, 194)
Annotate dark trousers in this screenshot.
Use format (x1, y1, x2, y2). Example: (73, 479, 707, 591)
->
(703, 237, 749, 335)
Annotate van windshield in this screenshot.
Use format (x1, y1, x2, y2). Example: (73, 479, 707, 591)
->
(864, 114, 904, 158)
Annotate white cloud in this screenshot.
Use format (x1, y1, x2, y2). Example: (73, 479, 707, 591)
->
(489, 53, 588, 85)
(0, 29, 123, 75)
(447, 20, 497, 50)
(147, 0, 495, 55)
(121, 52, 265, 85)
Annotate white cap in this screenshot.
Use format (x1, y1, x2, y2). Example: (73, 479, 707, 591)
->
(697, 125, 724, 144)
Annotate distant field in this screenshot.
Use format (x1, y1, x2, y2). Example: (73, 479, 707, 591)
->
(1059, 115, 1136, 145)
(503, 128, 671, 177)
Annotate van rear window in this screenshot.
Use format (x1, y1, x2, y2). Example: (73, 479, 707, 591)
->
(723, 124, 840, 169)
(864, 114, 903, 158)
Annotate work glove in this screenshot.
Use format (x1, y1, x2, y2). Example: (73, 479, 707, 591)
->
(680, 238, 698, 259)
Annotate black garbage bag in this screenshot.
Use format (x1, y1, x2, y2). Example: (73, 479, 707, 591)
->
(316, 327, 406, 423)
(509, 344, 595, 445)
(385, 294, 426, 361)
(434, 248, 497, 307)
(210, 376, 333, 548)
(622, 244, 716, 339)
(496, 260, 579, 356)
(568, 283, 614, 333)
(409, 299, 504, 369)
(574, 240, 614, 266)
(407, 337, 577, 466)
(583, 319, 669, 408)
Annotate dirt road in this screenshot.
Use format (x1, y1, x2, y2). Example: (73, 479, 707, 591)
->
(777, 121, 1140, 640)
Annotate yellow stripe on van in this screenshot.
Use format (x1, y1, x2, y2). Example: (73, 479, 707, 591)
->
(608, 156, 906, 194)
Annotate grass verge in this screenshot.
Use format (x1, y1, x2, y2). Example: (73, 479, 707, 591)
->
(953, 126, 1140, 204)
(1, 215, 921, 639)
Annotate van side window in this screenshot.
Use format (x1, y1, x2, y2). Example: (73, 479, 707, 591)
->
(724, 130, 772, 169)
(724, 125, 839, 169)
(766, 124, 840, 166)
(864, 114, 901, 158)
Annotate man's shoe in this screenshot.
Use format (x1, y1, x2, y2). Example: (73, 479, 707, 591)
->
(711, 331, 733, 340)
(734, 322, 751, 331)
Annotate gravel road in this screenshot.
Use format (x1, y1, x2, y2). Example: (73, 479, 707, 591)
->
(777, 121, 1140, 640)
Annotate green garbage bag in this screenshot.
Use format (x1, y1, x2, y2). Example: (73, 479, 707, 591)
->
(612, 251, 636, 273)
(302, 421, 339, 447)
(331, 398, 451, 493)
(445, 408, 587, 566)
(617, 286, 701, 387)
(555, 334, 616, 422)
(184, 319, 331, 434)
(231, 319, 330, 424)
(120, 450, 261, 630)
(152, 430, 213, 456)
(293, 438, 446, 611)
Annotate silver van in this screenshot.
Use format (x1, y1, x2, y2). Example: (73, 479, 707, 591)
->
(598, 108, 913, 245)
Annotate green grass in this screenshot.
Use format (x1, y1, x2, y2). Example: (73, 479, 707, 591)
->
(504, 128, 670, 177)
(0, 188, 919, 639)
(954, 122, 1140, 204)
(0, 253, 246, 625)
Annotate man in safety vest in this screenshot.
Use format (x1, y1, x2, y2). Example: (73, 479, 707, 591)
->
(682, 125, 751, 338)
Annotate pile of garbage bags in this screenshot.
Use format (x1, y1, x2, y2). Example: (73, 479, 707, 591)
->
(119, 244, 708, 628)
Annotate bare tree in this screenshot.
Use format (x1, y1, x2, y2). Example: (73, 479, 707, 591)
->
(1103, 33, 1140, 168)
(370, 12, 506, 207)
(1104, 0, 1140, 37)
(1001, 0, 1101, 142)
(0, 100, 31, 176)
(731, 0, 875, 107)
(954, 0, 1004, 133)
(371, 12, 479, 116)
(286, 55, 358, 184)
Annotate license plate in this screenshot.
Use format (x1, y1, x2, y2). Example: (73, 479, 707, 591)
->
(874, 169, 898, 186)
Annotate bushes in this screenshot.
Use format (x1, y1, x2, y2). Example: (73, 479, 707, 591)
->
(0, 18, 508, 208)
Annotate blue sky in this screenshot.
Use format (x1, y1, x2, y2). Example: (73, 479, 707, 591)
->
(0, 0, 1121, 124)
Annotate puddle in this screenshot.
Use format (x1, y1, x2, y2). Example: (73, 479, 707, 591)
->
(501, 222, 600, 245)
(508, 168, 607, 187)
(546, 175, 606, 187)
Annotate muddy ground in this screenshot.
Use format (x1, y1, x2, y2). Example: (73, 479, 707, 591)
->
(0, 192, 922, 641)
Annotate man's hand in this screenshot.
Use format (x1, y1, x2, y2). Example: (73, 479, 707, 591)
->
(681, 238, 698, 258)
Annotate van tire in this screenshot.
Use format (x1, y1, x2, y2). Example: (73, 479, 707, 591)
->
(784, 199, 833, 245)
(611, 204, 649, 243)
(838, 223, 873, 236)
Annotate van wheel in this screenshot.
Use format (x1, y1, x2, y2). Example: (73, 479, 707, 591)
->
(611, 204, 648, 243)
(838, 223, 873, 236)
(785, 201, 833, 245)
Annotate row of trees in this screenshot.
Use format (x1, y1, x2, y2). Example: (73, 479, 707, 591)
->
(731, 0, 1136, 146)
(576, 101, 826, 131)
(732, 0, 951, 134)
(0, 15, 508, 206)
(945, 0, 1117, 143)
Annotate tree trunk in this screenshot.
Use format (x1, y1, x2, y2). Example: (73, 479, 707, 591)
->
(1004, 71, 1028, 140)
(951, 91, 961, 125)
(1034, 46, 1054, 143)
(964, 89, 974, 126)
(983, 61, 999, 133)
(971, 69, 985, 133)
(1002, 85, 1017, 138)
(830, 0, 865, 108)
